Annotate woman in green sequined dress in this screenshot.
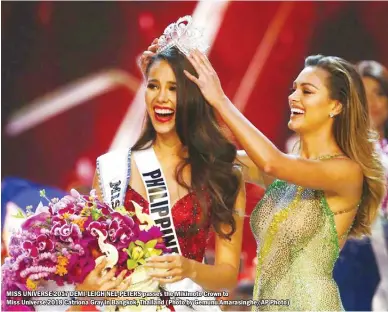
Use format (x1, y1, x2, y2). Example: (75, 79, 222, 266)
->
(183, 51, 386, 310)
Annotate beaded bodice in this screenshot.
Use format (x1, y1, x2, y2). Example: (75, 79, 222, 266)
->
(250, 179, 344, 311)
(124, 186, 211, 262)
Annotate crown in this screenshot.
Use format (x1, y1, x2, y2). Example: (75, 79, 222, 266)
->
(157, 15, 209, 57)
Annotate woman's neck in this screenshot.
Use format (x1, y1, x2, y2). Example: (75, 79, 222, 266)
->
(299, 130, 342, 159)
(153, 132, 183, 158)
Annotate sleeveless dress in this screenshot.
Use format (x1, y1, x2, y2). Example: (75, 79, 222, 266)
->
(124, 186, 212, 266)
(95, 147, 222, 312)
(250, 178, 357, 311)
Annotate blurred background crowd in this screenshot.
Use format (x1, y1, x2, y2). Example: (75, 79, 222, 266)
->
(2, 1, 388, 310)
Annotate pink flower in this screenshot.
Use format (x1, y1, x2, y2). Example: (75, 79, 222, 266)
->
(22, 241, 38, 257)
(108, 220, 123, 242)
(87, 221, 108, 237)
(50, 218, 66, 236)
(58, 223, 81, 242)
(3, 188, 171, 296)
(111, 212, 135, 228)
(21, 212, 51, 233)
(137, 226, 163, 242)
(98, 203, 111, 215)
(66, 253, 96, 284)
(36, 234, 54, 252)
(107, 213, 138, 247)
(70, 189, 81, 198)
(57, 204, 77, 215)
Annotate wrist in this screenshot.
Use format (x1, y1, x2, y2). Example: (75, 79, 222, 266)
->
(187, 259, 198, 280)
(212, 95, 230, 111)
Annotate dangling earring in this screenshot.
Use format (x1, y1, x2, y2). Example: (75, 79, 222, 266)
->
(329, 113, 334, 118)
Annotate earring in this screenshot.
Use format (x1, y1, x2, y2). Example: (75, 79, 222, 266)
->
(329, 113, 334, 118)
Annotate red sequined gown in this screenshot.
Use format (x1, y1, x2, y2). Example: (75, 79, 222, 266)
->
(124, 186, 212, 262)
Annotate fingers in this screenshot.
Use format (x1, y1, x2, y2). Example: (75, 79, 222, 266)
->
(100, 267, 117, 284)
(115, 276, 131, 291)
(138, 51, 155, 73)
(117, 269, 128, 281)
(146, 255, 177, 263)
(145, 261, 174, 270)
(104, 269, 127, 289)
(187, 53, 207, 77)
(148, 38, 159, 52)
(157, 275, 182, 284)
(148, 268, 180, 279)
(148, 44, 158, 53)
(190, 50, 212, 75)
(146, 38, 159, 54)
(184, 70, 200, 85)
(193, 49, 214, 74)
(138, 38, 159, 74)
(150, 267, 182, 284)
(142, 51, 155, 59)
(94, 258, 107, 274)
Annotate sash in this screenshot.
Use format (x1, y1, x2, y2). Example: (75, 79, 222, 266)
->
(96, 147, 221, 312)
(96, 148, 131, 208)
(133, 148, 181, 255)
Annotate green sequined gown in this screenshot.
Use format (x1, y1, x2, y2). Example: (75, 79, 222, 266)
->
(250, 180, 344, 311)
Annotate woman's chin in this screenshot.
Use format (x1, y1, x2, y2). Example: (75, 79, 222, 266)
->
(288, 120, 300, 132)
(152, 122, 176, 135)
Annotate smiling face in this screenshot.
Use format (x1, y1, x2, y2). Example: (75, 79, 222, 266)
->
(145, 59, 177, 135)
(288, 66, 338, 134)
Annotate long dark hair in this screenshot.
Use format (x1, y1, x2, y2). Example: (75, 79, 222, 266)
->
(356, 60, 388, 138)
(132, 47, 241, 240)
(305, 55, 385, 237)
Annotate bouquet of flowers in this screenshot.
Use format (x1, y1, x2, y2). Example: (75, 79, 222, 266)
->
(2, 189, 170, 312)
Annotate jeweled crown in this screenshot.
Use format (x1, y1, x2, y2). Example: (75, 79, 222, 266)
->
(157, 15, 209, 57)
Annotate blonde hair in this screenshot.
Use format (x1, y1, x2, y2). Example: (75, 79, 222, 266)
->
(305, 55, 386, 237)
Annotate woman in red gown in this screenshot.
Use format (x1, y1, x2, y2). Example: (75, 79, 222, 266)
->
(77, 17, 246, 312)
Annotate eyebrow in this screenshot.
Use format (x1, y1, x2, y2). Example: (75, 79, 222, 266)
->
(147, 79, 176, 84)
(293, 82, 319, 90)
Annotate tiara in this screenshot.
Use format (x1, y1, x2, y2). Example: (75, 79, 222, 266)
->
(157, 15, 209, 57)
